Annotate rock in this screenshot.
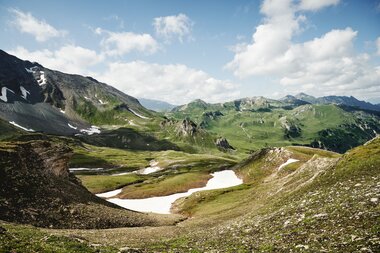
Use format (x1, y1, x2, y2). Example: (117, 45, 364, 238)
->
(118, 246, 142, 253)
(0, 226, 6, 234)
(176, 118, 198, 137)
(215, 137, 235, 151)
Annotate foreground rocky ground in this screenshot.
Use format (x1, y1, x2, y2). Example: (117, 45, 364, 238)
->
(0, 138, 379, 252)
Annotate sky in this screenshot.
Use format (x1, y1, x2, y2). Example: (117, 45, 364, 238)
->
(0, 0, 379, 104)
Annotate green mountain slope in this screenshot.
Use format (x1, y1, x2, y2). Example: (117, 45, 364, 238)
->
(169, 99, 380, 153)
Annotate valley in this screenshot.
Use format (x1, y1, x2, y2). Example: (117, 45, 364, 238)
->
(0, 50, 379, 252)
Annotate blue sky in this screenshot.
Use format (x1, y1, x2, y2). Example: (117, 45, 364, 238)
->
(0, 0, 379, 104)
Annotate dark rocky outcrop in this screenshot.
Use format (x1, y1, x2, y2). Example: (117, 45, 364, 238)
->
(0, 140, 179, 229)
(0, 50, 152, 136)
(176, 118, 198, 137)
(215, 137, 235, 151)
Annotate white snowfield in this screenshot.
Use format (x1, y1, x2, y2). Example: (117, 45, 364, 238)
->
(100, 170, 243, 214)
(0, 87, 15, 102)
(25, 67, 35, 73)
(38, 71, 47, 86)
(25, 67, 47, 86)
(278, 158, 299, 171)
(96, 189, 123, 198)
(112, 161, 163, 176)
(80, 125, 101, 135)
(20, 86, 30, 100)
(67, 123, 77, 130)
(128, 108, 150, 119)
(98, 99, 107, 105)
(69, 167, 105, 172)
(9, 121, 35, 132)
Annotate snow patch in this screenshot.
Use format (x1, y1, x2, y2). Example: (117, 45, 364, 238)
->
(37, 71, 47, 86)
(128, 120, 138, 126)
(9, 121, 35, 132)
(59, 109, 65, 114)
(111, 171, 133, 176)
(103, 170, 243, 214)
(84, 96, 90, 100)
(0, 87, 15, 102)
(20, 86, 30, 100)
(67, 123, 77, 130)
(25, 67, 35, 73)
(96, 189, 123, 198)
(80, 125, 101, 135)
(69, 167, 104, 172)
(136, 160, 162, 175)
(128, 108, 150, 119)
(98, 99, 107, 105)
(278, 158, 299, 171)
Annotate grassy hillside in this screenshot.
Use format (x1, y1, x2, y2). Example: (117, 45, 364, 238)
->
(0, 139, 379, 252)
(169, 100, 380, 153)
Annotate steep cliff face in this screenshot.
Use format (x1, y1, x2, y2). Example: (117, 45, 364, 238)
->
(0, 140, 179, 229)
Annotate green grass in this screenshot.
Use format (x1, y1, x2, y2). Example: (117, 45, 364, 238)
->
(119, 172, 212, 199)
(0, 222, 117, 253)
(77, 174, 144, 193)
(168, 103, 379, 153)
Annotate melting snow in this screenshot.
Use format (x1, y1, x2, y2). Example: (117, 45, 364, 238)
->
(38, 71, 47, 86)
(136, 160, 162, 174)
(96, 189, 123, 198)
(84, 96, 90, 100)
(69, 167, 105, 172)
(278, 158, 299, 171)
(0, 87, 15, 102)
(9, 121, 35, 132)
(67, 123, 77, 130)
(129, 108, 150, 119)
(80, 125, 101, 135)
(60, 109, 65, 114)
(101, 170, 243, 214)
(112, 171, 133, 176)
(25, 67, 35, 73)
(20, 86, 30, 100)
(98, 99, 107, 105)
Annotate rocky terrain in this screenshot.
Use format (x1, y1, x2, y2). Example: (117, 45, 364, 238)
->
(0, 50, 152, 136)
(0, 140, 180, 229)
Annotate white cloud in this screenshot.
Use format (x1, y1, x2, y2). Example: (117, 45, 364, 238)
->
(153, 13, 193, 43)
(9, 45, 103, 75)
(96, 61, 240, 104)
(298, 0, 340, 11)
(226, 0, 380, 99)
(96, 28, 158, 56)
(9, 9, 66, 42)
(376, 37, 380, 56)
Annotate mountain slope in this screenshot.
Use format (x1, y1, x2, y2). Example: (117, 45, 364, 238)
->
(0, 140, 180, 229)
(0, 50, 153, 136)
(170, 98, 380, 153)
(295, 93, 380, 111)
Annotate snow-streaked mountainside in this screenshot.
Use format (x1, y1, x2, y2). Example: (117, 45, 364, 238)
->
(0, 50, 152, 135)
(138, 98, 177, 112)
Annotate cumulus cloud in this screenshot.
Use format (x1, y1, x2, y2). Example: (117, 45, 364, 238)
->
(9, 9, 66, 42)
(96, 28, 158, 56)
(298, 0, 340, 11)
(9, 45, 103, 75)
(226, 0, 380, 98)
(96, 61, 240, 104)
(153, 13, 193, 43)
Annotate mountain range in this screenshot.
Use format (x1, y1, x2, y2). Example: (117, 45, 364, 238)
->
(0, 49, 379, 252)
